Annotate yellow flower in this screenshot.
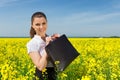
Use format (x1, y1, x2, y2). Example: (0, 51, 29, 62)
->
(55, 61, 60, 65)
(81, 76, 91, 80)
(42, 68, 47, 73)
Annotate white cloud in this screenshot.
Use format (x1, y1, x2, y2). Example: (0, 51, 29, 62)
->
(0, 0, 19, 7)
(0, 0, 34, 7)
(49, 11, 120, 36)
(83, 12, 120, 23)
(55, 12, 120, 25)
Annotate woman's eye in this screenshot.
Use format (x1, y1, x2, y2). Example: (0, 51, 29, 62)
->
(35, 23, 40, 26)
(42, 22, 46, 25)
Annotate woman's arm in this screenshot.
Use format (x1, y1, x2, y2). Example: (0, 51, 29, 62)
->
(29, 50, 48, 71)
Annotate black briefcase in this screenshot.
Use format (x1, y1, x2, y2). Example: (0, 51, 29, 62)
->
(45, 34, 80, 71)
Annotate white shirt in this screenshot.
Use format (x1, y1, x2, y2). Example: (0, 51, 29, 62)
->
(26, 35, 46, 56)
(26, 35, 54, 67)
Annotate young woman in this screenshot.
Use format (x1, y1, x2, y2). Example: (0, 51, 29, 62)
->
(26, 12, 59, 80)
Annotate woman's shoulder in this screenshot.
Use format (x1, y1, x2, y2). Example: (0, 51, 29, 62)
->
(27, 35, 45, 46)
(27, 37, 38, 46)
(27, 36, 37, 45)
(26, 38, 40, 53)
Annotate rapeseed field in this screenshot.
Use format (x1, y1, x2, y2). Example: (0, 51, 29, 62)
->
(0, 38, 120, 80)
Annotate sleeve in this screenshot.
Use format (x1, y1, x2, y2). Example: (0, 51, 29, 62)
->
(26, 40, 39, 54)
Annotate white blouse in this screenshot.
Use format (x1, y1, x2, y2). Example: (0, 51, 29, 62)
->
(26, 35, 46, 56)
(26, 35, 54, 67)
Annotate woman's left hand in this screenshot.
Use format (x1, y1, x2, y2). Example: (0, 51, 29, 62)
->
(51, 33, 60, 40)
(46, 36, 52, 45)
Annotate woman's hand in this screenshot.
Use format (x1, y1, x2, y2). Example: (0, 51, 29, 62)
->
(46, 33, 60, 45)
(46, 36, 52, 45)
(51, 33, 60, 41)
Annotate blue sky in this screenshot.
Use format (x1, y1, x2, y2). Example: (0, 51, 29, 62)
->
(0, 0, 120, 37)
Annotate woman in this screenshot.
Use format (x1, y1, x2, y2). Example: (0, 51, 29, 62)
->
(26, 12, 59, 80)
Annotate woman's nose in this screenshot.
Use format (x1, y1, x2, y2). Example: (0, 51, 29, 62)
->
(40, 24, 43, 28)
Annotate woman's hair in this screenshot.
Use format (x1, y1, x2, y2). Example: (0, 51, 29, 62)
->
(30, 12, 47, 38)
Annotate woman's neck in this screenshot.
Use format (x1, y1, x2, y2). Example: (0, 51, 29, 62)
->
(36, 33, 47, 41)
(41, 36, 46, 41)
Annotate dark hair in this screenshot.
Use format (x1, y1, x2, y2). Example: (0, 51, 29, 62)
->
(30, 12, 47, 38)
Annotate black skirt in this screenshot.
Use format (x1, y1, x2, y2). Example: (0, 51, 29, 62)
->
(34, 67, 57, 80)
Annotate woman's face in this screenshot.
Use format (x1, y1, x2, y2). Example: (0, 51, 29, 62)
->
(32, 17, 47, 37)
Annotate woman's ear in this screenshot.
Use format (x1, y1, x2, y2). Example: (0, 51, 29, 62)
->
(32, 25, 35, 29)
(31, 25, 36, 32)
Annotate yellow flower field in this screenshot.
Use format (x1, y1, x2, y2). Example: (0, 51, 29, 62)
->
(0, 38, 120, 80)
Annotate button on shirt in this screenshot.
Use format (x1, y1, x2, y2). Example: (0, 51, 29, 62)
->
(26, 35, 54, 67)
